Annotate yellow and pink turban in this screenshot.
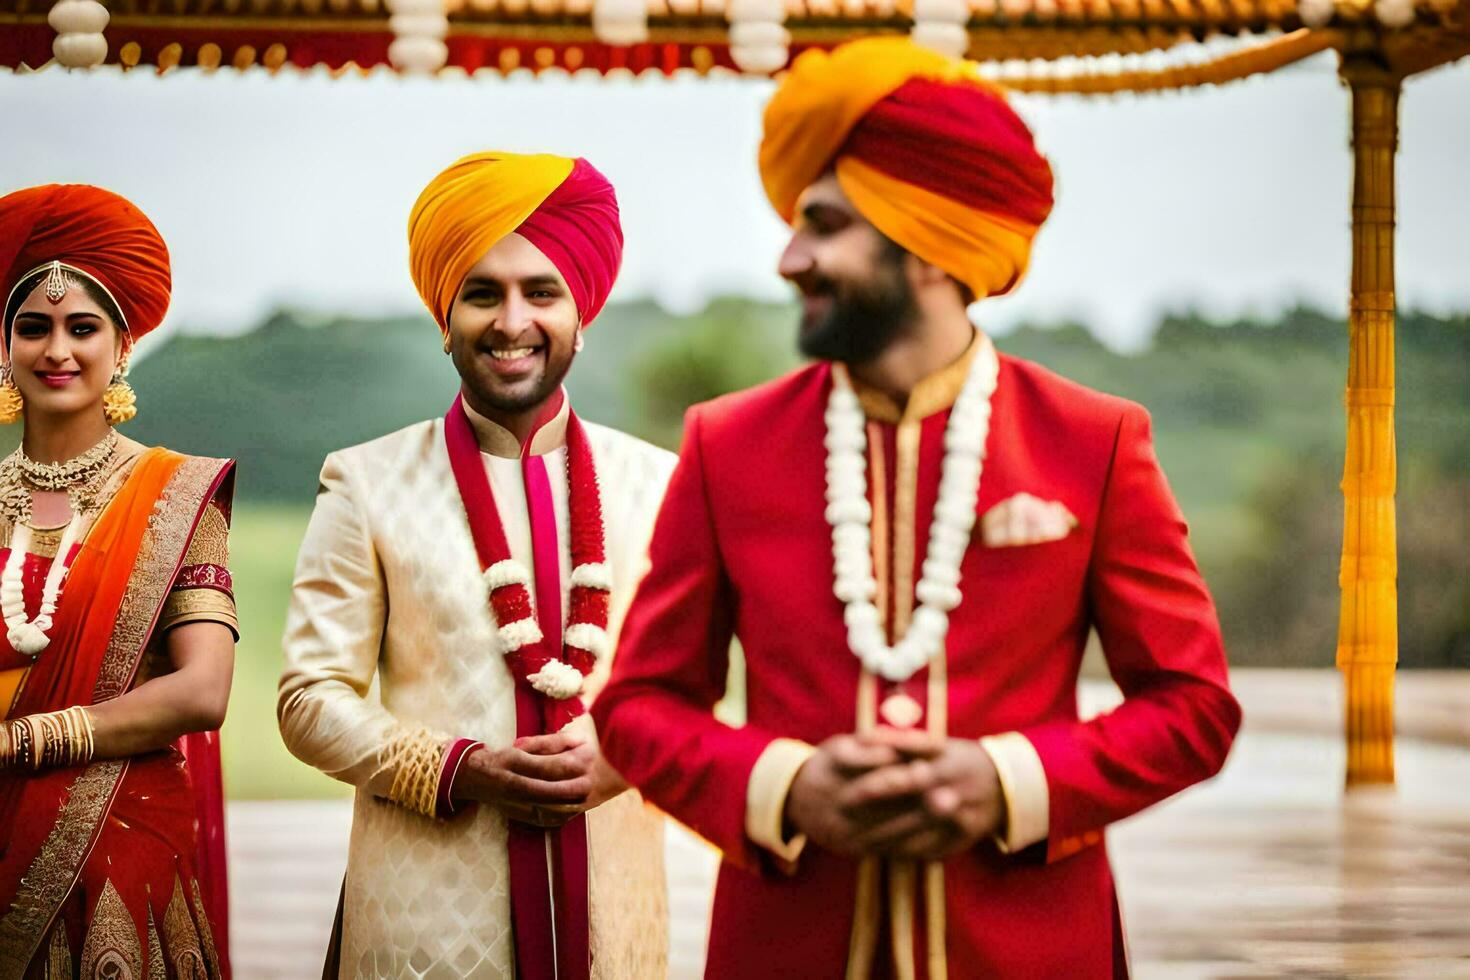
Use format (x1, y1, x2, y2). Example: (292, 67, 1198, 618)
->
(759, 37, 1054, 301)
(408, 151, 623, 334)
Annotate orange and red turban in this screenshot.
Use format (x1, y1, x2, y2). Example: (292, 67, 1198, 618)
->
(760, 37, 1054, 301)
(0, 184, 172, 345)
(408, 152, 623, 335)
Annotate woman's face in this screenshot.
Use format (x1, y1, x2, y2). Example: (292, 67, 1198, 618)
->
(6, 281, 124, 421)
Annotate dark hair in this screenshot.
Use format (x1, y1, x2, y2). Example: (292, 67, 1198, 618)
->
(873, 232, 974, 305)
(3, 267, 127, 346)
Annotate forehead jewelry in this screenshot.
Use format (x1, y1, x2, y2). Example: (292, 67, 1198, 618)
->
(41, 261, 73, 304)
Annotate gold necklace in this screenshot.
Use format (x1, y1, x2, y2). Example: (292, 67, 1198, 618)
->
(0, 430, 119, 526)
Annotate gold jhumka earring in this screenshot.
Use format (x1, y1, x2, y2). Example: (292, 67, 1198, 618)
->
(0, 367, 22, 425)
(103, 357, 137, 425)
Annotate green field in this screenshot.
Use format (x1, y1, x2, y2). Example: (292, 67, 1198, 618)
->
(223, 504, 350, 800)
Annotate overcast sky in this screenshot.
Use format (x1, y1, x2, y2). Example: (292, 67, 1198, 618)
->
(1, 52, 1467, 352)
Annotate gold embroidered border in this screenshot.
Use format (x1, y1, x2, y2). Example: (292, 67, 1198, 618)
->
(0, 760, 126, 971)
(147, 907, 167, 980)
(888, 862, 918, 980)
(163, 874, 210, 977)
(925, 615, 950, 979)
(846, 418, 886, 980)
(190, 877, 223, 977)
(94, 456, 230, 701)
(79, 877, 142, 976)
(0, 455, 228, 970)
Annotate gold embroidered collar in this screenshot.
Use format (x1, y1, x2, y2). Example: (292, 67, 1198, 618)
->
(848, 330, 984, 426)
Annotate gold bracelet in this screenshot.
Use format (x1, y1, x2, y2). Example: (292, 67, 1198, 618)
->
(75, 706, 95, 762)
(14, 706, 97, 770)
(0, 722, 13, 768)
(12, 716, 35, 769)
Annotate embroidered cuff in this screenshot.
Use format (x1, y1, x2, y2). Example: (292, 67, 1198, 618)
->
(378, 727, 446, 819)
(437, 737, 483, 818)
(980, 731, 1050, 854)
(745, 738, 817, 865)
(158, 587, 240, 640)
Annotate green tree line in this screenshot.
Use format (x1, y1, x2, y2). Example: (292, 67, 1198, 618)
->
(16, 300, 1464, 669)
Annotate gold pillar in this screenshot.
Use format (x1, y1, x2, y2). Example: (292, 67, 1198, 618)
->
(1337, 56, 1400, 786)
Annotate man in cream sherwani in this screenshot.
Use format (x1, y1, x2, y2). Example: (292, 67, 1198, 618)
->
(279, 151, 673, 979)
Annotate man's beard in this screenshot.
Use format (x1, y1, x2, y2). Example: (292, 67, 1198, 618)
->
(460, 347, 575, 416)
(797, 265, 916, 365)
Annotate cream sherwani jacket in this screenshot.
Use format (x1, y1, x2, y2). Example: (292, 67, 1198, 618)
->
(279, 401, 675, 979)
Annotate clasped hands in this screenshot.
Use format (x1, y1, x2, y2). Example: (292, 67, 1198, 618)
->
(785, 729, 1005, 862)
(453, 725, 625, 828)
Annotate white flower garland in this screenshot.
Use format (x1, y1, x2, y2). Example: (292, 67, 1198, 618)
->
(2, 517, 84, 657)
(484, 559, 532, 591)
(825, 333, 999, 682)
(528, 660, 586, 699)
(564, 622, 611, 660)
(569, 562, 612, 591)
(497, 617, 544, 653)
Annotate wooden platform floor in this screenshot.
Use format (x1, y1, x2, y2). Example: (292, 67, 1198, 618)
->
(228, 670, 1470, 978)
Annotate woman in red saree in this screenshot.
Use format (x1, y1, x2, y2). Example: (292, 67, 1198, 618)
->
(0, 184, 236, 978)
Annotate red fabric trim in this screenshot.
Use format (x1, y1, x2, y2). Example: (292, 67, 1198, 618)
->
(841, 76, 1054, 227)
(443, 397, 609, 713)
(436, 737, 482, 818)
(525, 452, 586, 980)
(445, 396, 598, 980)
(173, 562, 234, 595)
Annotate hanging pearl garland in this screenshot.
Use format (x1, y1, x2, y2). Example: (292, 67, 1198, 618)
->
(1297, 0, 1335, 25)
(0, 431, 117, 657)
(1298, 0, 1416, 27)
(1373, 0, 1415, 26)
(387, 0, 449, 74)
(592, 0, 649, 46)
(1, 519, 83, 656)
(727, 0, 789, 75)
(911, 0, 971, 58)
(47, 0, 109, 69)
(824, 333, 999, 682)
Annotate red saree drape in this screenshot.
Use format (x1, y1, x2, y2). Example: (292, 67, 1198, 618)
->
(0, 449, 235, 978)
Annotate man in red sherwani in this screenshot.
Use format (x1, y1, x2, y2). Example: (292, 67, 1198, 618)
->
(592, 36, 1242, 979)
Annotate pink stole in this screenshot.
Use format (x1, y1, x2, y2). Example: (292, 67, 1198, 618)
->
(444, 395, 591, 980)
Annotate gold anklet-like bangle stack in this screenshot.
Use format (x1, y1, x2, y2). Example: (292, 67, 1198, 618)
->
(0, 705, 95, 769)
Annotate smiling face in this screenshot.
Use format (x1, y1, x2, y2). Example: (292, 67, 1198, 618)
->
(446, 233, 582, 419)
(777, 174, 918, 366)
(5, 279, 124, 422)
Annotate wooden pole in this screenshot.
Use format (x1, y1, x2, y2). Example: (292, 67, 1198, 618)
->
(1337, 55, 1400, 786)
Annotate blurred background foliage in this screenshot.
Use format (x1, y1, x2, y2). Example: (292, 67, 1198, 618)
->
(16, 301, 1460, 795)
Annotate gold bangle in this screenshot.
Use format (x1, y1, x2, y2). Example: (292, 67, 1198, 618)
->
(14, 717, 36, 769)
(33, 712, 58, 769)
(12, 717, 33, 769)
(14, 707, 98, 770)
(78, 706, 95, 762)
(0, 722, 13, 768)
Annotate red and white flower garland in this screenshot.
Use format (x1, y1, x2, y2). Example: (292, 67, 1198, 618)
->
(445, 400, 611, 727)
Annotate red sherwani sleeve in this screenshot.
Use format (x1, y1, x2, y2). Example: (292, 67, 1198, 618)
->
(592, 408, 778, 871)
(1021, 405, 1243, 862)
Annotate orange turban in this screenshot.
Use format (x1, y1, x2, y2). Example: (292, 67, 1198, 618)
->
(759, 37, 1054, 301)
(408, 152, 623, 335)
(0, 184, 172, 346)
